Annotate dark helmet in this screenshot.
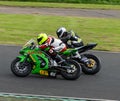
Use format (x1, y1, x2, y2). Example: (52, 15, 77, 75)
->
(56, 27, 67, 38)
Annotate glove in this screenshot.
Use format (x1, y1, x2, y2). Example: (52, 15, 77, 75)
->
(67, 40, 71, 45)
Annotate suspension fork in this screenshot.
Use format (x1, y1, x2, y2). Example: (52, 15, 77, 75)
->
(19, 54, 29, 67)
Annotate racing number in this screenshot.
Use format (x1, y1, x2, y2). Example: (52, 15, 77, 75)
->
(40, 70, 48, 76)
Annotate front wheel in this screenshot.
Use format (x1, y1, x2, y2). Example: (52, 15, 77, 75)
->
(81, 54, 101, 75)
(61, 60, 81, 80)
(11, 57, 32, 77)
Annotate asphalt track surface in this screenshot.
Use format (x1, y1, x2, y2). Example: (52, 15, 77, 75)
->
(0, 6, 120, 100)
(0, 6, 120, 18)
(0, 45, 120, 100)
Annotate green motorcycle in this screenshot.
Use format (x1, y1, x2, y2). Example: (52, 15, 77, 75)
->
(11, 39, 81, 80)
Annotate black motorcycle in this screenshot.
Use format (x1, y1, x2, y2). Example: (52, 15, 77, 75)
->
(62, 42, 101, 75)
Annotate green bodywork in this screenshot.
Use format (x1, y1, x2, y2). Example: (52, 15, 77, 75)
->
(60, 48, 78, 56)
(17, 44, 78, 75)
(17, 47, 49, 74)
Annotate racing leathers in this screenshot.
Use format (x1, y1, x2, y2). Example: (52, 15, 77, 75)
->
(59, 30, 84, 59)
(60, 30, 84, 48)
(39, 36, 67, 64)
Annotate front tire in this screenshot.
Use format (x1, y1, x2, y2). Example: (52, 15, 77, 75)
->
(61, 60, 81, 80)
(11, 58, 32, 77)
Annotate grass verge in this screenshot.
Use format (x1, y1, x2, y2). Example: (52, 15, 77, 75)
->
(0, 1, 120, 10)
(0, 14, 120, 52)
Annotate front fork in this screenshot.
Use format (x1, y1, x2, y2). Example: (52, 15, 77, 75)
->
(21, 54, 29, 63)
(17, 54, 30, 69)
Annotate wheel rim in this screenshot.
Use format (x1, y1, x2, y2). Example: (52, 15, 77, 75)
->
(15, 62, 28, 73)
(67, 64, 77, 73)
(87, 59, 96, 68)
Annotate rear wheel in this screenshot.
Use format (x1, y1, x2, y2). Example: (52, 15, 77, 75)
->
(81, 54, 101, 75)
(61, 60, 81, 80)
(11, 58, 32, 77)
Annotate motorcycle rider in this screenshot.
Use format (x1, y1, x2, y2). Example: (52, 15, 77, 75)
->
(37, 33, 67, 66)
(56, 27, 84, 48)
(56, 27, 84, 59)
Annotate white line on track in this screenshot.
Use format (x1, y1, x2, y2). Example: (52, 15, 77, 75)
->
(0, 92, 118, 101)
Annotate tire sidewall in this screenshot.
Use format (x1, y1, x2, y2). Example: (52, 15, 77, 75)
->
(61, 59, 81, 80)
(82, 54, 101, 75)
(11, 58, 32, 77)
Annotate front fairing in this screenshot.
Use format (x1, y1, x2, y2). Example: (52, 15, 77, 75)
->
(19, 39, 36, 55)
(18, 47, 49, 74)
(18, 39, 49, 74)
(19, 47, 39, 56)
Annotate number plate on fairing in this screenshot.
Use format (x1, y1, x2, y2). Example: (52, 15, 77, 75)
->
(39, 70, 49, 76)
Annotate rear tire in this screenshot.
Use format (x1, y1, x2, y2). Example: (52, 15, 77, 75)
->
(81, 54, 101, 75)
(61, 60, 81, 80)
(11, 58, 32, 77)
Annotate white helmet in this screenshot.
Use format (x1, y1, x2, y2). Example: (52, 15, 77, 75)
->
(56, 27, 67, 38)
